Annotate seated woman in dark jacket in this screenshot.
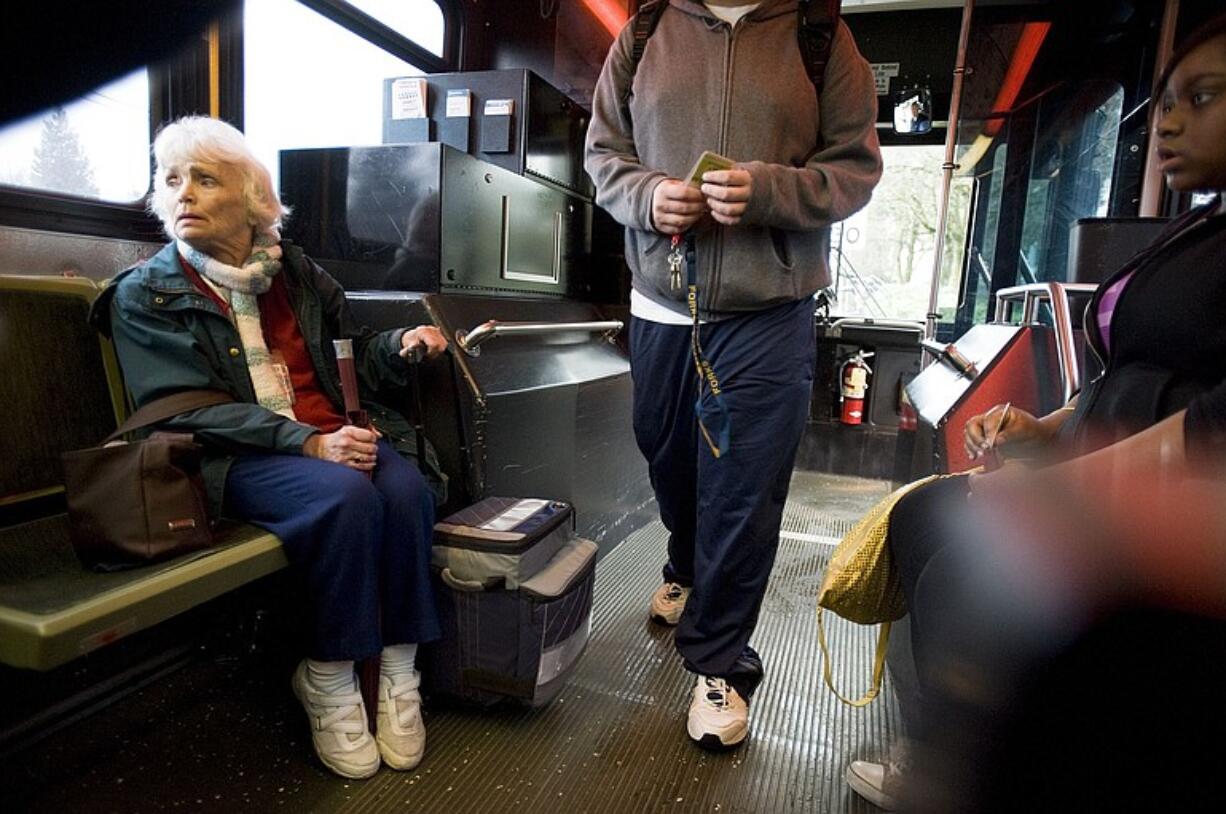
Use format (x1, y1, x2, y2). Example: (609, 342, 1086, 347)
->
(847, 14, 1226, 811)
(97, 116, 446, 781)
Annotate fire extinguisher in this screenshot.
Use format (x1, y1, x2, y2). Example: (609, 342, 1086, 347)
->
(838, 350, 874, 425)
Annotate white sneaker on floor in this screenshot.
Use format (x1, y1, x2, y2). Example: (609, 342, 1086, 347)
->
(292, 660, 380, 779)
(846, 740, 910, 810)
(649, 582, 691, 625)
(376, 670, 426, 770)
(686, 675, 749, 750)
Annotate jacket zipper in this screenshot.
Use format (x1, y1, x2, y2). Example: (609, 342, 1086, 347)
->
(709, 18, 739, 314)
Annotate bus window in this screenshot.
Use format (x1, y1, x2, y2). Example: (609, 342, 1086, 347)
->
(346, 0, 446, 56)
(829, 143, 972, 321)
(243, 0, 446, 193)
(0, 69, 151, 203)
(1017, 81, 1124, 284)
(953, 80, 1126, 332)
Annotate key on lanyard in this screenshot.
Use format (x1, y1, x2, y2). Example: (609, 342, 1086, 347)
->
(667, 234, 684, 291)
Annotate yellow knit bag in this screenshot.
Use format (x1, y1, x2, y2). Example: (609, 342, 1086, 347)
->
(817, 474, 945, 706)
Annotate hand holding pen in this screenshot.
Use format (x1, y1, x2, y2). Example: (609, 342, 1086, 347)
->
(981, 402, 1011, 472)
(964, 401, 1015, 462)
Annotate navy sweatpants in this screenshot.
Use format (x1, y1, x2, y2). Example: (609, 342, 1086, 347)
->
(630, 297, 816, 691)
(224, 438, 440, 662)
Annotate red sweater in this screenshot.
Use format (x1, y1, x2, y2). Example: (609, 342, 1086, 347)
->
(178, 254, 345, 432)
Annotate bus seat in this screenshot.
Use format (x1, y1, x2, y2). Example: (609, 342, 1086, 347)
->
(0, 276, 123, 505)
(0, 275, 287, 671)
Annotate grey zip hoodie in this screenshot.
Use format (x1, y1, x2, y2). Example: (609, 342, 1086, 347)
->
(585, 0, 882, 317)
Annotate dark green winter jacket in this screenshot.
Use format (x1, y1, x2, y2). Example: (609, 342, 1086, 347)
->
(93, 240, 446, 517)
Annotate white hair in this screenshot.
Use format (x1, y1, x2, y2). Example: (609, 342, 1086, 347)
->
(148, 116, 289, 239)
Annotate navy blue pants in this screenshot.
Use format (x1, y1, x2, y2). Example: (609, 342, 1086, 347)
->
(224, 438, 440, 662)
(630, 297, 815, 693)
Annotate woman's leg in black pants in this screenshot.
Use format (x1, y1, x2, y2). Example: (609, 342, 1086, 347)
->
(888, 474, 972, 697)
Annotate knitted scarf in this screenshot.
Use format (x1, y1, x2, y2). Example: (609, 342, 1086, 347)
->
(176, 230, 297, 420)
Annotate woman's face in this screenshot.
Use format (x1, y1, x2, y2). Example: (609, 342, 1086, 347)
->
(1156, 34, 1226, 193)
(162, 159, 253, 261)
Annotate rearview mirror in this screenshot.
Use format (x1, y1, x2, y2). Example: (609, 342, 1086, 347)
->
(893, 87, 933, 135)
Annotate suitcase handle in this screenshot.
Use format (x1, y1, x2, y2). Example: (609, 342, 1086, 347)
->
(440, 567, 490, 592)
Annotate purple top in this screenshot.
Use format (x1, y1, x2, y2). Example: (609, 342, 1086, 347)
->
(1095, 270, 1136, 354)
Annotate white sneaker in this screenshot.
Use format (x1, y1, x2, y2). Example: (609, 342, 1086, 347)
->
(846, 740, 909, 810)
(376, 670, 426, 770)
(686, 675, 749, 750)
(292, 660, 380, 779)
(649, 582, 691, 625)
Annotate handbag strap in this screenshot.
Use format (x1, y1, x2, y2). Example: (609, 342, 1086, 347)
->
(818, 609, 891, 707)
(105, 389, 235, 443)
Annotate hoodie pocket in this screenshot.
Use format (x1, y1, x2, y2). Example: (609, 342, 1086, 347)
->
(629, 231, 677, 298)
(769, 228, 793, 270)
(641, 232, 668, 257)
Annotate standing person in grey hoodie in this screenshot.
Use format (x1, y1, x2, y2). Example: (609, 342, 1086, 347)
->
(585, 0, 882, 750)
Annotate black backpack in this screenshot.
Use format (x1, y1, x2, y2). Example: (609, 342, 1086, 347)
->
(620, 0, 842, 119)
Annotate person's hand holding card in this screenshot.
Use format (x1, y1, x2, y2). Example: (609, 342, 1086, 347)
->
(688, 150, 753, 226)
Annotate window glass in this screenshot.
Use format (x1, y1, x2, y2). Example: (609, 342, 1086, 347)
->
(829, 144, 970, 321)
(1017, 81, 1124, 284)
(244, 0, 436, 193)
(346, 0, 445, 56)
(0, 69, 151, 203)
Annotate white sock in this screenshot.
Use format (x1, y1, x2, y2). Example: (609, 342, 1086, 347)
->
(307, 658, 356, 696)
(381, 643, 418, 684)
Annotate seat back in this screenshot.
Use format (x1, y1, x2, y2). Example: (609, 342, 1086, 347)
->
(0, 275, 126, 508)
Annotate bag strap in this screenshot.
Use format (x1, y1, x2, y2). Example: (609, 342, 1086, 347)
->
(620, 0, 670, 122)
(818, 608, 891, 707)
(797, 0, 841, 95)
(105, 389, 235, 443)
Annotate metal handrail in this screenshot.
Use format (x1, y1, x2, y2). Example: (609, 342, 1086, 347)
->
(993, 282, 1098, 403)
(824, 317, 925, 338)
(455, 319, 624, 357)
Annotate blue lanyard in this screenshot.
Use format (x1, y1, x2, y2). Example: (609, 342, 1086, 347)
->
(676, 232, 732, 458)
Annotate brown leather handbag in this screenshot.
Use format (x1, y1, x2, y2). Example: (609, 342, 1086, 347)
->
(61, 390, 234, 570)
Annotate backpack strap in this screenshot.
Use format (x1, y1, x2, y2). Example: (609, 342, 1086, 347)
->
(620, 0, 670, 122)
(797, 0, 841, 94)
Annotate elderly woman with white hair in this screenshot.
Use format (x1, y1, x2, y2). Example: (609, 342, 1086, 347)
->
(94, 116, 447, 780)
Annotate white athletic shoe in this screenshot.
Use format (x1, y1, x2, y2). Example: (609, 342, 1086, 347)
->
(686, 675, 749, 750)
(375, 670, 426, 770)
(649, 581, 691, 626)
(846, 740, 910, 810)
(292, 660, 380, 779)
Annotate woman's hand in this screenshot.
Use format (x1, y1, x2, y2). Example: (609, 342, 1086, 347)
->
(400, 325, 448, 360)
(303, 425, 380, 471)
(700, 169, 753, 226)
(651, 179, 707, 235)
(964, 404, 1050, 460)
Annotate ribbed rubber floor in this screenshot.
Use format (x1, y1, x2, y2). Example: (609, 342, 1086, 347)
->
(341, 486, 901, 813)
(3, 474, 899, 813)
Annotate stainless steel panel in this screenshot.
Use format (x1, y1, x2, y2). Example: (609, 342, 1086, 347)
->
(280, 144, 583, 299)
(0, 226, 159, 282)
(347, 291, 652, 548)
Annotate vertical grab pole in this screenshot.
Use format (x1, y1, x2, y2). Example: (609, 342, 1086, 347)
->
(923, 0, 976, 355)
(1139, 0, 1181, 217)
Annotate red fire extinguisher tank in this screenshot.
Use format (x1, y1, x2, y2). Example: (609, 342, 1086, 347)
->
(839, 351, 874, 425)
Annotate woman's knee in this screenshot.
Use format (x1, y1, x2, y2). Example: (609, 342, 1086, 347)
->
(375, 453, 434, 518)
(321, 465, 386, 522)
